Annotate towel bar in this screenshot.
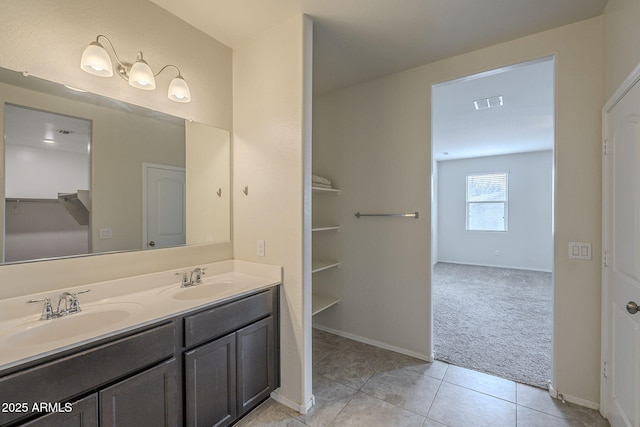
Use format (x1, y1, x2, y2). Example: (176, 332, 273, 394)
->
(355, 212, 419, 219)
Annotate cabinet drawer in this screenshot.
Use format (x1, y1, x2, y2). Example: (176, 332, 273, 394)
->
(0, 322, 175, 426)
(184, 290, 273, 348)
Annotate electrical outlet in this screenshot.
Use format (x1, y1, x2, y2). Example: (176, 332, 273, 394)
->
(100, 228, 112, 239)
(257, 240, 265, 257)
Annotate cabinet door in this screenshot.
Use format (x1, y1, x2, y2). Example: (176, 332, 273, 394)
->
(99, 359, 177, 427)
(21, 394, 98, 427)
(236, 316, 275, 415)
(184, 333, 236, 427)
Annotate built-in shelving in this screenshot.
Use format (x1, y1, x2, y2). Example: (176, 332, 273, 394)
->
(312, 225, 340, 232)
(312, 294, 340, 316)
(312, 182, 340, 316)
(312, 260, 341, 274)
(312, 186, 341, 194)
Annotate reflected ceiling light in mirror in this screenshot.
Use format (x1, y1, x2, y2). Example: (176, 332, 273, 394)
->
(80, 35, 191, 103)
(43, 139, 55, 144)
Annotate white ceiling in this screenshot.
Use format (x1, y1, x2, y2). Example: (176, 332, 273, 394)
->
(4, 104, 91, 154)
(149, 0, 607, 95)
(147, 0, 602, 160)
(432, 58, 555, 161)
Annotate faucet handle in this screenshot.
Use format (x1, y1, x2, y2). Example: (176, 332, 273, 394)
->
(69, 290, 90, 312)
(176, 272, 189, 287)
(27, 298, 54, 320)
(195, 268, 207, 283)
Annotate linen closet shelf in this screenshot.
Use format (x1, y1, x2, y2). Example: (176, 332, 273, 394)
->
(311, 182, 341, 316)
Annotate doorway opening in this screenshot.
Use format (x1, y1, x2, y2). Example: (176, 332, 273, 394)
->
(3, 104, 91, 263)
(430, 57, 555, 389)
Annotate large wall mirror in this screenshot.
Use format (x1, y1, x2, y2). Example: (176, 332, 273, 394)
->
(0, 67, 230, 264)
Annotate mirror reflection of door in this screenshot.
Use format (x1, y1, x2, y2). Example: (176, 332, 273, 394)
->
(143, 163, 185, 249)
(3, 104, 91, 263)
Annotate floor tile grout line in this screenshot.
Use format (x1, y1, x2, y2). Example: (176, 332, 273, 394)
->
(323, 381, 363, 427)
(438, 364, 518, 405)
(423, 364, 448, 424)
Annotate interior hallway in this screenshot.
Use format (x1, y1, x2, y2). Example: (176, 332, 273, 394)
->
(237, 329, 608, 427)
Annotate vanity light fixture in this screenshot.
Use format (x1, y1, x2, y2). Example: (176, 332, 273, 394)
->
(80, 35, 191, 103)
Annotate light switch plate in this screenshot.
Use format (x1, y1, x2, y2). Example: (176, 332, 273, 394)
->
(568, 242, 591, 260)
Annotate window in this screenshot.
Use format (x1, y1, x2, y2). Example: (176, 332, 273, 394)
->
(466, 172, 508, 231)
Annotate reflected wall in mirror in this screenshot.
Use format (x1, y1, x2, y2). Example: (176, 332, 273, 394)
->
(4, 104, 92, 262)
(0, 67, 230, 264)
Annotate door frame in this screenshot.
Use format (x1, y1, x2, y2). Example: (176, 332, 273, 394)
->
(600, 60, 640, 421)
(429, 56, 556, 388)
(141, 162, 186, 249)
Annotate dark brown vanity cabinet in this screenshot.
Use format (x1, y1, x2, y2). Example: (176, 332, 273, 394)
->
(20, 395, 98, 427)
(183, 289, 278, 427)
(19, 359, 177, 427)
(0, 322, 177, 427)
(0, 286, 280, 427)
(99, 358, 178, 427)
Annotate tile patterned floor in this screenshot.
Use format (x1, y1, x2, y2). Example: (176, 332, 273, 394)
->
(236, 329, 610, 427)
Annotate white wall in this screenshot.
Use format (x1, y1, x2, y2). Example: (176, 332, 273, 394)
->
(5, 145, 90, 199)
(438, 151, 553, 271)
(0, 0, 233, 299)
(5, 200, 88, 262)
(313, 17, 603, 404)
(604, 0, 640, 99)
(233, 15, 313, 413)
(186, 121, 230, 244)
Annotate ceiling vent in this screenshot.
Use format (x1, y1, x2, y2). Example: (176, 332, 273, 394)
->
(474, 95, 503, 110)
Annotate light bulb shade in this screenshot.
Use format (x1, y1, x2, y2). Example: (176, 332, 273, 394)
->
(80, 42, 113, 77)
(128, 59, 156, 90)
(168, 76, 191, 103)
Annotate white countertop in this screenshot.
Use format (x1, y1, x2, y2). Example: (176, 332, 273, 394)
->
(0, 260, 282, 371)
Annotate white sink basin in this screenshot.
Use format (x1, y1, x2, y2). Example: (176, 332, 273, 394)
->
(6, 303, 143, 347)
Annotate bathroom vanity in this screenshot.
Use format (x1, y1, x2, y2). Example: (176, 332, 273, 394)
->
(0, 261, 281, 427)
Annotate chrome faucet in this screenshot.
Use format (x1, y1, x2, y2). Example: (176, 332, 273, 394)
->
(57, 292, 75, 315)
(190, 267, 207, 285)
(27, 289, 90, 320)
(176, 267, 207, 288)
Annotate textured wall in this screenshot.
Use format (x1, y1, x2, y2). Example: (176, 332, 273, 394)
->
(233, 14, 313, 412)
(0, 0, 232, 129)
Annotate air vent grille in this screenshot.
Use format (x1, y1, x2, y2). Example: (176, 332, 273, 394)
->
(473, 96, 503, 110)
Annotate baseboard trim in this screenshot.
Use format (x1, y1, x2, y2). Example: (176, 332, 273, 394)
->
(270, 389, 315, 415)
(548, 384, 600, 410)
(436, 260, 552, 273)
(312, 324, 431, 361)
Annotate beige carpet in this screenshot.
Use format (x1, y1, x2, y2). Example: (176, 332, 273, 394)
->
(432, 262, 552, 389)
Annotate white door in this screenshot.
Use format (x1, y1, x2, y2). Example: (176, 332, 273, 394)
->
(143, 164, 185, 249)
(602, 71, 640, 427)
